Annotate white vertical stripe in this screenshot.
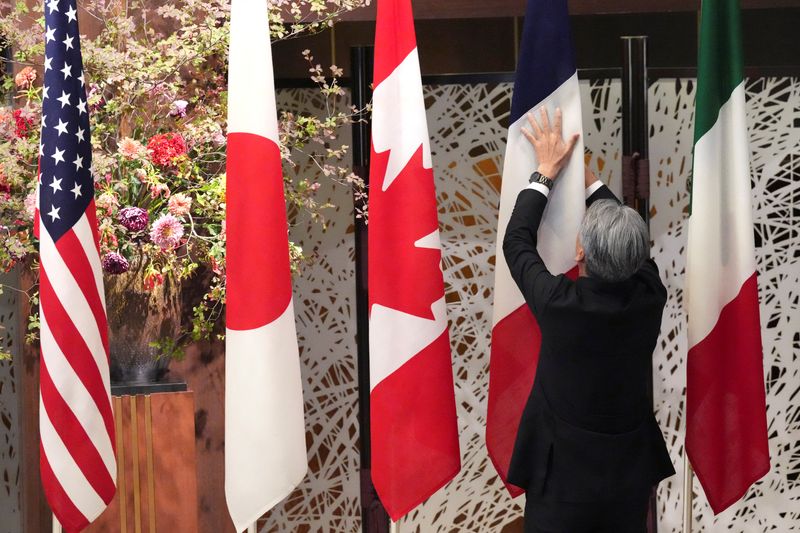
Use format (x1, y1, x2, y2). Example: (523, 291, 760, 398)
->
(40, 308, 116, 479)
(227, 0, 278, 141)
(492, 73, 585, 327)
(686, 83, 757, 347)
(225, 302, 307, 532)
(371, 48, 433, 191)
(40, 398, 106, 523)
(73, 215, 107, 310)
(39, 225, 110, 390)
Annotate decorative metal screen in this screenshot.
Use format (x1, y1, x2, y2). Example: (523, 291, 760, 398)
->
(266, 77, 800, 532)
(649, 77, 800, 532)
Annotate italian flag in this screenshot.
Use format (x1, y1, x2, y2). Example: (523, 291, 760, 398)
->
(685, 0, 770, 514)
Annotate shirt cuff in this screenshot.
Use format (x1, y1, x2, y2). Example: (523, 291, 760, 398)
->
(526, 182, 551, 198)
(585, 180, 604, 199)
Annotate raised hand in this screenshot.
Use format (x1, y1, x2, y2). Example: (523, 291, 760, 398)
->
(521, 106, 580, 180)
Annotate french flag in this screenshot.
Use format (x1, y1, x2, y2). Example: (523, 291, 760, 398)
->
(486, 0, 586, 495)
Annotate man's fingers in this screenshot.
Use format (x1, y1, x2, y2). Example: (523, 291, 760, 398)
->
(553, 107, 563, 135)
(526, 112, 543, 138)
(521, 127, 537, 145)
(539, 106, 551, 132)
(565, 133, 580, 156)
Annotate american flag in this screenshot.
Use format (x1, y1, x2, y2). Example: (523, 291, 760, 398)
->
(38, 0, 116, 531)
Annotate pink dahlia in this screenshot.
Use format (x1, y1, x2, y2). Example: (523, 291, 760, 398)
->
(118, 137, 145, 160)
(150, 214, 184, 249)
(146, 133, 187, 167)
(167, 193, 192, 216)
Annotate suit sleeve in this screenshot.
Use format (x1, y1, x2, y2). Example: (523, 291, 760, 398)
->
(502, 188, 565, 317)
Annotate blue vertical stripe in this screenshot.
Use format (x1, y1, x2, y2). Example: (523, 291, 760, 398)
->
(510, 0, 577, 124)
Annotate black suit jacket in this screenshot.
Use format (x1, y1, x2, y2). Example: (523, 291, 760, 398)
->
(503, 184, 675, 501)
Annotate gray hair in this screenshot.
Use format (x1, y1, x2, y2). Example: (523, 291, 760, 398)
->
(578, 200, 649, 282)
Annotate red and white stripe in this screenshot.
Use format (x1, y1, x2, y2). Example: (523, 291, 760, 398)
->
(224, 0, 307, 530)
(368, 0, 461, 520)
(39, 206, 117, 531)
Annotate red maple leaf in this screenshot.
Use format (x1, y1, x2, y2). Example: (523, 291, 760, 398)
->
(368, 145, 445, 321)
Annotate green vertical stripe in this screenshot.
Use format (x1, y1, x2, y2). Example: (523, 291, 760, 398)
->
(694, 0, 745, 144)
(690, 0, 745, 213)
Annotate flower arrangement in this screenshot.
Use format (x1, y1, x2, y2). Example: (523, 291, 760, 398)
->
(0, 0, 368, 362)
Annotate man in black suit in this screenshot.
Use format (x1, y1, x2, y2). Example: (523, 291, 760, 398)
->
(503, 108, 675, 533)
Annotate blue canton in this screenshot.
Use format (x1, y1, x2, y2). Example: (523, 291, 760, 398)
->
(40, 0, 92, 242)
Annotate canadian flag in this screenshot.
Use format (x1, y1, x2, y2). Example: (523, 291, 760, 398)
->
(224, 0, 307, 530)
(368, 0, 461, 520)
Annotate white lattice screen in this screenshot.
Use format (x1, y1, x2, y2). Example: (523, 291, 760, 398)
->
(266, 78, 800, 532)
(649, 77, 800, 532)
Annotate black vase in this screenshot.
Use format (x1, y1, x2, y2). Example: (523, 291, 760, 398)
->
(104, 260, 181, 385)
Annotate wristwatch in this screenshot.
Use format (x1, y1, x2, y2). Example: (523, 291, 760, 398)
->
(529, 171, 554, 189)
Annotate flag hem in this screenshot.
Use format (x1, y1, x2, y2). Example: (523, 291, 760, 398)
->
(229, 469, 308, 533)
(382, 461, 462, 522)
(685, 444, 769, 515)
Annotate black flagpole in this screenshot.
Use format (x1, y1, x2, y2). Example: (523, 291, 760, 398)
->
(621, 35, 658, 533)
(350, 45, 391, 533)
(621, 36, 651, 224)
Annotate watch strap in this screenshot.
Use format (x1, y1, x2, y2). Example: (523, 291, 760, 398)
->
(529, 171, 554, 189)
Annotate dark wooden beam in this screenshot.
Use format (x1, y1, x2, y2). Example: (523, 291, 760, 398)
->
(339, 0, 800, 20)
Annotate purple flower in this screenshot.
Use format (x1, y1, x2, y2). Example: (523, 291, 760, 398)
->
(102, 252, 130, 274)
(118, 207, 149, 232)
(169, 99, 188, 118)
(149, 214, 184, 249)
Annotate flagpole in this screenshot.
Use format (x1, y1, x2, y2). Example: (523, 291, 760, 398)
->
(52, 515, 62, 533)
(390, 520, 398, 533)
(621, 34, 659, 532)
(682, 456, 694, 533)
(247, 523, 257, 533)
(350, 45, 391, 533)
(683, 9, 699, 533)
